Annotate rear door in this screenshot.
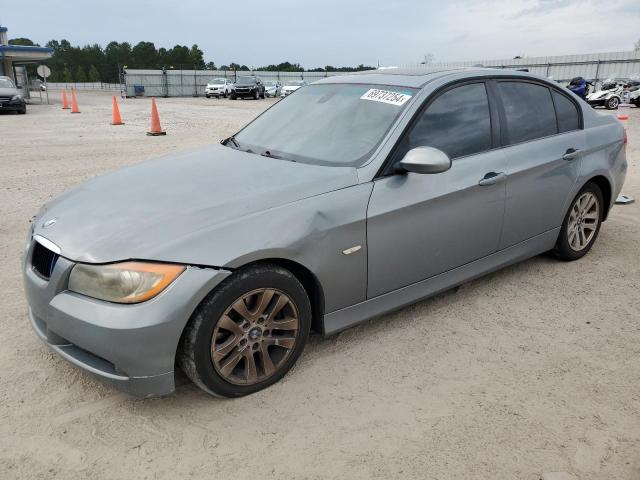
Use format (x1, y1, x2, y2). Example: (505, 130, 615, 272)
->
(494, 80, 584, 248)
(367, 81, 508, 298)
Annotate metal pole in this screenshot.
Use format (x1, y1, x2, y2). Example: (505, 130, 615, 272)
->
(44, 72, 49, 104)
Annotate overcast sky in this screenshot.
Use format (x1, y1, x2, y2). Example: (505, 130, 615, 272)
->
(3, 0, 639, 67)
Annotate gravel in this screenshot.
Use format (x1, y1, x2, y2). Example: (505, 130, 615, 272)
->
(1, 90, 638, 480)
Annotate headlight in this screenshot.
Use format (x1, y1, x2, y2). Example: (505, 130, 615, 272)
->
(68, 261, 185, 304)
(11, 94, 22, 101)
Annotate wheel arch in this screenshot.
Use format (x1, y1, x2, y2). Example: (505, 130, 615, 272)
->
(586, 175, 612, 220)
(244, 258, 326, 334)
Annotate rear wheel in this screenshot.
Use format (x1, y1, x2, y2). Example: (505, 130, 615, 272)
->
(554, 182, 603, 261)
(605, 96, 619, 109)
(178, 264, 311, 397)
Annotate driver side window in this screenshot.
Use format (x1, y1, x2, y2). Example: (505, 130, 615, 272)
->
(394, 82, 493, 163)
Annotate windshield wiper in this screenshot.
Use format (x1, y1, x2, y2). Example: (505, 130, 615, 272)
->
(260, 150, 282, 159)
(260, 150, 295, 162)
(221, 136, 240, 148)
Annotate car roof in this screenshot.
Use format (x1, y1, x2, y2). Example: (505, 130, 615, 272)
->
(313, 67, 551, 89)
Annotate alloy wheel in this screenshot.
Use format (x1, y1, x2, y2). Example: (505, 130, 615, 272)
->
(211, 288, 300, 385)
(567, 192, 600, 252)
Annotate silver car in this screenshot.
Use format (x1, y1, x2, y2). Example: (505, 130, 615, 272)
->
(23, 69, 627, 398)
(264, 81, 282, 97)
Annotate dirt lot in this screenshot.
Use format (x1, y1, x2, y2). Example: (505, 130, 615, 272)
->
(0, 90, 639, 480)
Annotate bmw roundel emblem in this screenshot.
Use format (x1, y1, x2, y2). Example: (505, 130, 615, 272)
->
(42, 218, 57, 228)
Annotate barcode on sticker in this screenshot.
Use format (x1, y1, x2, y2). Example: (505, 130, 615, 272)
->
(360, 89, 412, 106)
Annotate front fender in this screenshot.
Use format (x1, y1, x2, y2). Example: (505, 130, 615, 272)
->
(152, 183, 374, 314)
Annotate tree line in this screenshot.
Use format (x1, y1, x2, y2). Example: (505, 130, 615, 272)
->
(9, 38, 375, 83)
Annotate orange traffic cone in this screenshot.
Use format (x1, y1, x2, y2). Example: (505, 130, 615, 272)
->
(70, 88, 80, 113)
(111, 96, 124, 125)
(147, 97, 166, 136)
(61, 90, 70, 109)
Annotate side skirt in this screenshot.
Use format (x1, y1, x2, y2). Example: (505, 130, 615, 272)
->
(323, 228, 560, 335)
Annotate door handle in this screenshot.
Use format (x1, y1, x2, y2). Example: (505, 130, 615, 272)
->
(562, 148, 581, 161)
(478, 172, 507, 186)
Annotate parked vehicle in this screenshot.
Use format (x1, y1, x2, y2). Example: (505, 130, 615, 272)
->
(205, 78, 233, 98)
(567, 76, 592, 100)
(623, 79, 640, 107)
(280, 80, 307, 97)
(264, 81, 282, 98)
(230, 76, 265, 100)
(0, 76, 26, 114)
(587, 78, 623, 109)
(23, 69, 627, 398)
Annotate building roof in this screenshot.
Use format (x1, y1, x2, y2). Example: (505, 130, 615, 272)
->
(0, 44, 53, 62)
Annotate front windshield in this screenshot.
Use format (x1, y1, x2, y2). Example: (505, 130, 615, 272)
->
(285, 81, 304, 87)
(0, 78, 15, 89)
(264, 81, 276, 87)
(210, 78, 226, 84)
(602, 79, 617, 90)
(236, 76, 256, 85)
(232, 83, 417, 167)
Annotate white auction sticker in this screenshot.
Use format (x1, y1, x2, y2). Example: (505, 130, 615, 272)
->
(360, 89, 412, 106)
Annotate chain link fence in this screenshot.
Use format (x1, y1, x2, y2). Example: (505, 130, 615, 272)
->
(123, 69, 353, 97)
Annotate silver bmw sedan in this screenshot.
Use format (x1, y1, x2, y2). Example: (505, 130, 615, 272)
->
(23, 68, 627, 398)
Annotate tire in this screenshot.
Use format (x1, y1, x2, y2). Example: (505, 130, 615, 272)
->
(253, 89, 259, 100)
(178, 263, 311, 398)
(205, 94, 210, 98)
(18, 105, 26, 114)
(230, 94, 237, 100)
(605, 96, 619, 110)
(223, 90, 227, 98)
(260, 90, 265, 99)
(554, 182, 604, 261)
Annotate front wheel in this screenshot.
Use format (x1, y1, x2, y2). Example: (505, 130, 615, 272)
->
(178, 264, 311, 398)
(605, 96, 619, 109)
(230, 94, 237, 100)
(554, 182, 603, 261)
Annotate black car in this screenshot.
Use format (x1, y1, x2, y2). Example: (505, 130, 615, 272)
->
(230, 76, 265, 100)
(0, 76, 27, 114)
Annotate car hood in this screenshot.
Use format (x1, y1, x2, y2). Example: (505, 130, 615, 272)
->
(35, 144, 358, 263)
(0, 87, 18, 96)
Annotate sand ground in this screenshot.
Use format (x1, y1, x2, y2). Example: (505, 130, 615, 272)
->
(0, 90, 638, 480)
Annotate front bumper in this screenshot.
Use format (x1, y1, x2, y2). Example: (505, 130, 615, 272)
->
(23, 241, 231, 397)
(233, 88, 257, 97)
(0, 99, 25, 111)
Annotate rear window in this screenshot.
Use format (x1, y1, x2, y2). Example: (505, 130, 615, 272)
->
(498, 81, 557, 144)
(552, 90, 580, 133)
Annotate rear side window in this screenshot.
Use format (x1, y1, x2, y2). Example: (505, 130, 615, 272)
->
(552, 90, 580, 133)
(396, 83, 492, 160)
(498, 81, 557, 144)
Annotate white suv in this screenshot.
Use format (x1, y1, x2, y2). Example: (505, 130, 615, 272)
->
(205, 78, 233, 98)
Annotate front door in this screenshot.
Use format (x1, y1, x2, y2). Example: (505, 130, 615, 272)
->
(367, 82, 508, 298)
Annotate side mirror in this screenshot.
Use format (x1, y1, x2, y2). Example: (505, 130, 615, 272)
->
(397, 147, 451, 175)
